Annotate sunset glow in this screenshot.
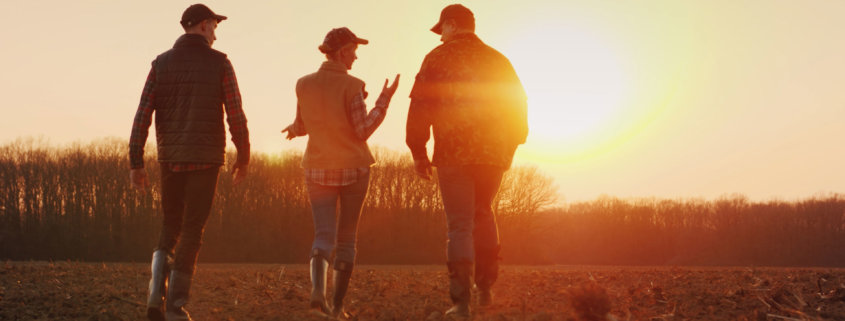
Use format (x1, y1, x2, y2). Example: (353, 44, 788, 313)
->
(504, 21, 632, 163)
(3, 1, 845, 201)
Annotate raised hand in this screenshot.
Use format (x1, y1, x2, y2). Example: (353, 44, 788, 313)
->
(381, 74, 400, 99)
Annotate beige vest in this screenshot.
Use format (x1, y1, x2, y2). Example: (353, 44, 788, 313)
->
(297, 61, 376, 169)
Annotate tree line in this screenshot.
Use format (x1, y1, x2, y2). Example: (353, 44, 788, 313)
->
(1, 138, 844, 266)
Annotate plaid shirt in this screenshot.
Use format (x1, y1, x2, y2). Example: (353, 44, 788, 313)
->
(287, 85, 390, 186)
(129, 58, 250, 172)
(303, 167, 370, 186)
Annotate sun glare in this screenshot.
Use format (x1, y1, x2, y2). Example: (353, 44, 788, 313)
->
(503, 22, 632, 163)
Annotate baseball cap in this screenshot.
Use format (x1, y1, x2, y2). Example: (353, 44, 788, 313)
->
(318, 27, 369, 54)
(431, 4, 474, 35)
(180, 4, 227, 28)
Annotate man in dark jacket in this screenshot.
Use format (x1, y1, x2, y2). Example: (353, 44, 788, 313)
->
(406, 4, 528, 318)
(128, 4, 250, 321)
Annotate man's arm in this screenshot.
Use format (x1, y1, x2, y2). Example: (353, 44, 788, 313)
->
(128, 64, 156, 193)
(405, 98, 432, 161)
(222, 59, 250, 168)
(406, 58, 436, 180)
(129, 66, 156, 169)
(407, 63, 435, 163)
(406, 97, 434, 180)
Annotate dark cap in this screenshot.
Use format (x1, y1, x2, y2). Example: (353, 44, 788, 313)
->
(180, 4, 227, 28)
(431, 4, 474, 35)
(318, 27, 369, 54)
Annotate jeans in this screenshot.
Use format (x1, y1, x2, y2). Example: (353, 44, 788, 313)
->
(157, 166, 219, 274)
(436, 165, 505, 264)
(306, 170, 370, 266)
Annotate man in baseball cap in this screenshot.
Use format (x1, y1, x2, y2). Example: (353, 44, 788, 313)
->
(408, 3, 528, 318)
(430, 4, 475, 35)
(131, 3, 250, 321)
(180, 4, 227, 29)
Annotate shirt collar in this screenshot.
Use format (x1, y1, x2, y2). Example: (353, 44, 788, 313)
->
(319, 60, 348, 74)
(444, 32, 480, 44)
(173, 34, 211, 48)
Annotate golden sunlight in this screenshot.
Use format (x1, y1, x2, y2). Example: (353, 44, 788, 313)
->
(504, 22, 632, 163)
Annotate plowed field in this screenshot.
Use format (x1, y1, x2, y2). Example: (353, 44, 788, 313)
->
(3, 262, 845, 320)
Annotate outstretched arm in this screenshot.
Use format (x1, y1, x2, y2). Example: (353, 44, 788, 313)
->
(347, 75, 400, 140)
(282, 103, 307, 140)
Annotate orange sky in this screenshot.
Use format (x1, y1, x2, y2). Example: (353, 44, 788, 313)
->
(2, 0, 845, 202)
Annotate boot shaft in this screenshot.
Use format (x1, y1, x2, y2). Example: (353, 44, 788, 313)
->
(446, 261, 473, 318)
(148, 250, 171, 306)
(309, 256, 329, 295)
(147, 250, 172, 321)
(165, 270, 193, 321)
(475, 245, 500, 290)
(447, 261, 473, 305)
(309, 256, 330, 312)
(331, 261, 354, 316)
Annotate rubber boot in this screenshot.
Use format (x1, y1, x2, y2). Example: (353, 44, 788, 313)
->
(309, 254, 330, 314)
(476, 283, 494, 307)
(147, 250, 171, 321)
(475, 245, 500, 307)
(331, 261, 354, 319)
(445, 261, 473, 318)
(164, 270, 193, 321)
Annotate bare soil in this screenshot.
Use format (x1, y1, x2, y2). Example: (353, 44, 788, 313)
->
(3, 262, 845, 320)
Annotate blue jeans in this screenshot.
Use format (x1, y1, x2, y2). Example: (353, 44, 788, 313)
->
(306, 171, 370, 266)
(437, 165, 505, 263)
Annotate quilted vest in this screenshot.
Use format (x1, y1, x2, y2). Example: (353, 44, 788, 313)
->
(153, 34, 227, 164)
(297, 61, 376, 169)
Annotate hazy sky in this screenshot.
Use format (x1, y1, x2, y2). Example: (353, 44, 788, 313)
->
(2, 0, 845, 202)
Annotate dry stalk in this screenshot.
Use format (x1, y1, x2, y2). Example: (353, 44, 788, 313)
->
(765, 314, 801, 321)
(278, 265, 286, 281)
(790, 289, 807, 307)
(756, 295, 772, 309)
(109, 294, 144, 307)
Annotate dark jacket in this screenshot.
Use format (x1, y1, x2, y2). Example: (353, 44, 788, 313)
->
(407, 33, 528, 168)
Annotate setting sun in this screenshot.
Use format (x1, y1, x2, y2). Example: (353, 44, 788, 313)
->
(503, 20, 632, 163)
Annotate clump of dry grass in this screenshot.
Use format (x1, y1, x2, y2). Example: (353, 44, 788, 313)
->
(566, 281, 611, 321)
